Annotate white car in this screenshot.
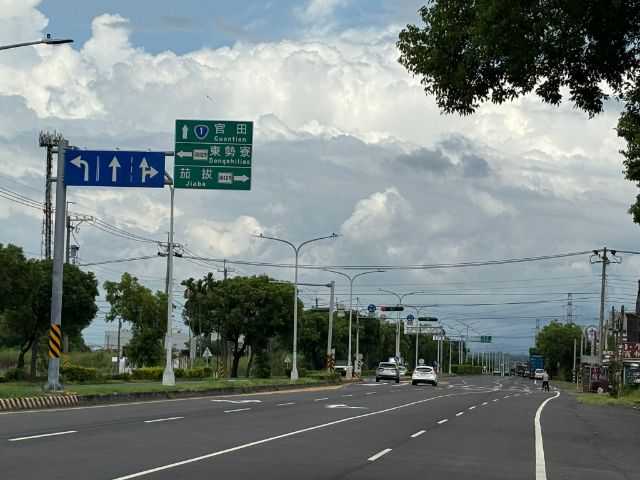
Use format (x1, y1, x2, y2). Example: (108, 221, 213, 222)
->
(412, 366, 438, 386)
(534, 368, 545, 380)
(398, 365, 408, 376)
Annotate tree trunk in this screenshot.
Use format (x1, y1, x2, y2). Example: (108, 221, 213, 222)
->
(17, 334, 36, 369)
(245, 338, 258, 378)
(29, 329, 42, 381)
(230, 341, 247, 378)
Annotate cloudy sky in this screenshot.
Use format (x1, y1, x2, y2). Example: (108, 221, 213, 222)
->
(1, 0, 639, 355)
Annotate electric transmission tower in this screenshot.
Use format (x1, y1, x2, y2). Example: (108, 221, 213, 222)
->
(39, 131, 62, 259)
(563, 293, 574, 324)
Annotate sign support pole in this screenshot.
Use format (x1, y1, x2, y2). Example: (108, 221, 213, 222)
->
(326, 281, 335, 372)
(45, 138, 68, 390)
(163, 176, 176, 386)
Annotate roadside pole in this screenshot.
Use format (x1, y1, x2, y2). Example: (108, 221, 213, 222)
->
(326, 281, 335, 372)
(44, 138, 68, 390)
(162, 180, 176, 386)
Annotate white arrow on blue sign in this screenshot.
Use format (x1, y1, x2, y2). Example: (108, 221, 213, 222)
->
(367, 304, 376, 313)
(407, 314, 415, 321)
(65, 151, 165, 188)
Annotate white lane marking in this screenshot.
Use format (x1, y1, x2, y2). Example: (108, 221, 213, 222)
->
(391, 390, 401, 392)
(411, 430, 425, 438)
(368, 448, 392, 461)
(211, 400, 261, 404)
(314, 398, 328, 401)
(468, 406, 476, 410)
(9, 430, 77, 442)
(535, 391, 560, 480)
(343, 395, 353, 397)
(504, 396, 510, 398)
(144, 417, 184, 423)
(325, 405, 367, 409)
(366, 392, 377, 395)
(455, 412, 464, 416)
(435, 387, 442, 390)
(277, 403, 295, 406)
(224, 408, 250, 413)
(437, 419, 448, 424)
(493, 399, 499, 402)
(515, 394, 520, 397)
(109, 391, 485, 480)
(482, 402, 487, 405)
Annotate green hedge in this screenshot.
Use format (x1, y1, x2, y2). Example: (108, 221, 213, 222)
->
(132, 366, 213, 381)
(3, 368, 29, 382)
(450, 365, 483, 375)
(60, 365, 99, 382)
(286, 368, 307, 378)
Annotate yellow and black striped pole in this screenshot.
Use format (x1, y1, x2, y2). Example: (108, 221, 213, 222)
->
(49, 325, 61, 359)
(220, 359, 227, 378)
(326, 355, 335, 372)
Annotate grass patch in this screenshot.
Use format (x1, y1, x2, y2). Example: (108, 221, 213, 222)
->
(0, 384, 46, 398)
(575, 393, 640, 406)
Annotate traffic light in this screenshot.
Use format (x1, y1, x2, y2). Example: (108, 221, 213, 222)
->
(418, 317, 438, 322)
(380, 306, 404, 312)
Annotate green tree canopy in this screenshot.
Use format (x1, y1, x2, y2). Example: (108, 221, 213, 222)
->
(397, 1, 640, 220)
(535, 320, 581, 379)
(104, 273, 168, 367)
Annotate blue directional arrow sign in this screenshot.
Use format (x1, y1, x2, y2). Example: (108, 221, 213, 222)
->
(65, 151, 165, 188)
(367, 304, 376, 313)
(407, 314, 415, 322)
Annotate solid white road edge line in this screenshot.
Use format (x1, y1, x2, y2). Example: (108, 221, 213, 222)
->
(368, 448, 392, 461)
(411, 430, 425, 438)
(110, 392, 484, 479)
(9, 430, 77, 441)
(144, 417, 184, 423)
(535, 391, 560, 480)
(224, 408, 250, 413)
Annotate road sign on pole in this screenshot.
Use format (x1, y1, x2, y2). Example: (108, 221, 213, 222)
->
(407, 314, 415, 322)
(174, 119, 253, 190)
(65, 151, 165, 188)
(481, 336, 492, 343)
(367, 304, 376, 313)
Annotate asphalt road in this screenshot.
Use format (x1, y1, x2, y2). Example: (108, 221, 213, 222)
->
(1, 375, 639, 479)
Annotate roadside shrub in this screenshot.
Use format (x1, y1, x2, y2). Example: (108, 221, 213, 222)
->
(253, 350, 271, 379)
(3, 368, 29, 382)
(59, 365, 98, 382)
(132, 366, 164, 380)
(286, 367, 307, 378)
(361, 370, 376, 376)
(450, 365, 482, 375)
(103, 372, 132, 381)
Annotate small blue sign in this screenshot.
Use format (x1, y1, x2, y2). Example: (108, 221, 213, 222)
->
(367, 304, 376, 313)
(407, 314, 415, 322)
(433, 360, 438, 366)
(394, 356, 400, 363)
(66, 151, 165, 188)
(194, 125, 209, 139)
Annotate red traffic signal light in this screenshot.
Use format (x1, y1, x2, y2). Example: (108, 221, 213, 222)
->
(380, 306, 404, 312)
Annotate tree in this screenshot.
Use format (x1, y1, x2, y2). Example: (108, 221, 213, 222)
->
(535, 320, 582, 379)
(187, 275, 295, 378)
(0, 256, 98, 380)
(397, 1, 640, 220)
(253, 349, 272, 378)
(104, 273, 168, 367)
(296, 310, 348, 370)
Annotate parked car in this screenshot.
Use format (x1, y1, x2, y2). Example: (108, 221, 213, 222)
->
(534, 368, 545, 380)
(376, 362, 400, 383)
(493, 369, 501, 376)
(397, 365, 408, 376)
(334, 360, 348, 376)
(412, 366, 438, 386)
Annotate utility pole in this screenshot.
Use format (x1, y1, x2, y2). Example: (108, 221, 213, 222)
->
(590, 248, 621, 360)
(39, 131, 61, 260)
(535, 319, 540, 345)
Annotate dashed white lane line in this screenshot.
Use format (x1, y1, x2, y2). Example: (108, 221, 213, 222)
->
(391, 390, 401, 392)
(145, 417, 184, 423)
(411, 430, 426, 438)
(482, 402, 488, 405)
(437, 419, 448, 424)
(9, 430, 77, 441)
(493, 399, 499, 402)
(515, 394, 520, 397)
(277, 403, 295, 406)
(224, 408, 250, 413)
(504, 396, 510, 398)
(468, 406, 476, 410)
(455, 412, 464, 416)
(368, 448, 392, 461)
(535, 391, 560, 480)
(366, 392, 377, 395)
(314, 398, 328, 401)
(343, 395, 353, 397)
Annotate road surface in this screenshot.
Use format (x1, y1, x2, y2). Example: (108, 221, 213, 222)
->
(1, 375, 638, 479)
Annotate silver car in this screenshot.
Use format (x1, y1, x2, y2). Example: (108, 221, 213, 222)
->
(412, 366, 438, 386)
(376, 362, 400, 383)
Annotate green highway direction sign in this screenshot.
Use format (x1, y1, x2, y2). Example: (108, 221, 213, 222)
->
(481, 335, 492, 343)
(174, 120, 253, 190)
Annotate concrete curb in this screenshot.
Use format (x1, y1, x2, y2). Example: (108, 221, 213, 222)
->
(0, 380, 342, 411)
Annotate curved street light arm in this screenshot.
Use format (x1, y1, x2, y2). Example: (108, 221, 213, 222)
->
(0, 35, 74, 51)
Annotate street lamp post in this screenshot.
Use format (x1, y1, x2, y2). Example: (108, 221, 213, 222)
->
(324, 269, 383, 378)
(378, 289, 424, 360)
(254, 233, 340, 380)
(0, 34, 73, 51)
(404, 305, 435, 370)
(455, 321, 479, 364)
(441, 322, 462, 374)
